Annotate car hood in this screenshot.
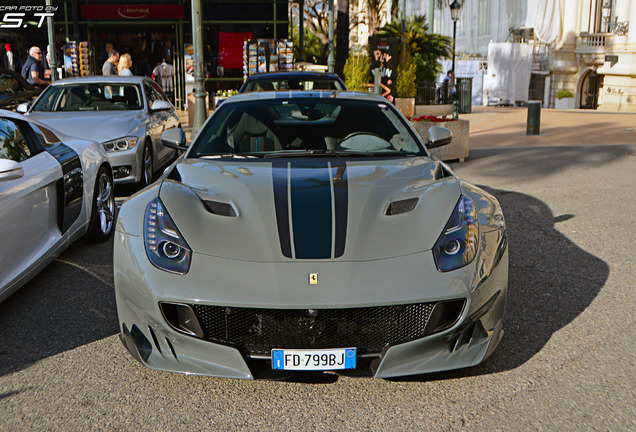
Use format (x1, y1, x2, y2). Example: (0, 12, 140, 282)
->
(158, 157, 462, 262)
(27, 110, 145, 142)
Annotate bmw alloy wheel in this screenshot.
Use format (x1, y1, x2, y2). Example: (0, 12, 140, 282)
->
(97, 171, 115, 235)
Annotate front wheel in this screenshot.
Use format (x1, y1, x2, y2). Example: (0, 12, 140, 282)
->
(140, 141, 153, 187)
(84, 166, 115, 242)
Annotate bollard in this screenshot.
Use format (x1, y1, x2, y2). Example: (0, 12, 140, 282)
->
(526, 100, 541, 135)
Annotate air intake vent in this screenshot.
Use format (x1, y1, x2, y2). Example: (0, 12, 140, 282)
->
(202, 200, 237, 217)
(386, 198, 419, 215)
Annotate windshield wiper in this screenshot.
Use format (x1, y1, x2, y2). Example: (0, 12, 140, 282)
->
(198, 153, 258, 159)
(263, 149, 374, 158)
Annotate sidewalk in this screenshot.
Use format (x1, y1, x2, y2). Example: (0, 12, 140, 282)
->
(463, 106, 636, 148)
(177, 106, 636, 149)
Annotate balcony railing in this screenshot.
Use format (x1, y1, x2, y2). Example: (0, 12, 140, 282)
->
(577, 33, 611, 54)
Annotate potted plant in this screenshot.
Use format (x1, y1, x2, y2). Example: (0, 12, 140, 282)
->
(395, 60, 417, 117)
(344, 50, 371, 92)
(555, 90, 575, 109)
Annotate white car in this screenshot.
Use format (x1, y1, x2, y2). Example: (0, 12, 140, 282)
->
(114, 92, 508, 379)
(0, 110, 115, 302)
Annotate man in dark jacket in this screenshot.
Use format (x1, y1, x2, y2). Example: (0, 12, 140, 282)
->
(21, 46, 50, 89)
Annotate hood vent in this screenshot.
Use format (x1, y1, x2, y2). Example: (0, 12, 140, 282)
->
(386, 198, 419, 216)
(202, 200, 237, 217)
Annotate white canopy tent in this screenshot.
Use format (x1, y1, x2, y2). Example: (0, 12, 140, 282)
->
(483, 42, 534, 104)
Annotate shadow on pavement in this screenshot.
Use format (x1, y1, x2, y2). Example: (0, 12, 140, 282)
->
(463, 144, 634, 181)
(0, 233, 118, 377)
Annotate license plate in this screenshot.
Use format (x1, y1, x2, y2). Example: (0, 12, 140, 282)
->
(271, 348, 356, 371)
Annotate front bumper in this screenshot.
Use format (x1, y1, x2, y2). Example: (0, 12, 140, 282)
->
(105, 145, 143, 184)
(114, 224, 507, 379)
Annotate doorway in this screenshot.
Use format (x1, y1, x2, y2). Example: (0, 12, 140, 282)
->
(580, 70, 600, 109)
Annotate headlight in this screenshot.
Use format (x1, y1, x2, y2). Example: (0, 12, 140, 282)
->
(144, 197, 192, 274)
(103, 137, 138, 152)
(433, 195, 479, 272)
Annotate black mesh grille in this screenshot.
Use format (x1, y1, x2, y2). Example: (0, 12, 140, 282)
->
(386, 198, 419, 215)
(201, 200, 237, 217)
(189, 303, 437, 356)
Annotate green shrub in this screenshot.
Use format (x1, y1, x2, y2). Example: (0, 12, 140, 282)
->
(344, 51, 371, 92)
(556, 90, 574, 99)
(396, 61, 417, 98)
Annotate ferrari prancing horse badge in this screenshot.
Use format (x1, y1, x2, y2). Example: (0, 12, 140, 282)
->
(309, 273, 318, 285)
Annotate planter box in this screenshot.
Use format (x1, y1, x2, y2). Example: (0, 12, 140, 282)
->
(414, 104, 453, 117)
(410, 119, 470, 162)
(395, 98, 415, 118)
(555, 97, 575, 109)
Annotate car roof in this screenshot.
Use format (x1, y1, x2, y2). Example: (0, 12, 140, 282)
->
(222, 90, 386, 104)
(48, 76, 147, 85)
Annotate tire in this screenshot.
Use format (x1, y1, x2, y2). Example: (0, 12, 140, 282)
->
(140, 141, 154, 187)
(84, 166, 115, 242)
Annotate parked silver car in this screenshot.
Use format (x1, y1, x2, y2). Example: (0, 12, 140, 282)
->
(114, 91, 508, 379)
(0, 109, 114, 302)
(18, 76, 181, 186)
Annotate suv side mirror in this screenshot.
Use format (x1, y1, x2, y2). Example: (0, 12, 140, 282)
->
(161, 128, 187, 151)
(426, 126, 452, 149)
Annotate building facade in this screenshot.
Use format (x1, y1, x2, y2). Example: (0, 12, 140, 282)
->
(405, 0, 635, 111)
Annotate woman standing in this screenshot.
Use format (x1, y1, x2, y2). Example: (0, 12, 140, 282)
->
(117, 53, 133, 76)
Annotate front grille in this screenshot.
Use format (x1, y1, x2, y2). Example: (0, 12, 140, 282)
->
(190, 303, 438, 356)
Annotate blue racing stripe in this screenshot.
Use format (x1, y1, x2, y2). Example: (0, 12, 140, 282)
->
(290, 161, 332, 259)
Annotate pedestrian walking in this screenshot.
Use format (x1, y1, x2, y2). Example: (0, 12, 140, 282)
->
(117, 53, 133, 76)
(102, 49, 119, 75)
(21, 46, 50, 89)
(100, 42, 113, 67)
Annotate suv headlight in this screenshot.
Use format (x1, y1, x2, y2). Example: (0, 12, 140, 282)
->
(144, 197, 192, 274)
(103, 137, 138, 152)
(433, 195, 479, 272)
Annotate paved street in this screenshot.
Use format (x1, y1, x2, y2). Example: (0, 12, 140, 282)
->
(1, 109, 635, 431)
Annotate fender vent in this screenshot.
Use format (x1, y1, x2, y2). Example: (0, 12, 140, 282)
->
(386, 198, 419, 215)
(202, 200, 237, 217)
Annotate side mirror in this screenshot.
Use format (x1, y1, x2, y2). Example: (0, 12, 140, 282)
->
(16, 103, 29, 114)
(0, 159, 24, 181)
(161, 128, 187, 151)
(150, 100, 172, 111)
(426, 126, 452, 149)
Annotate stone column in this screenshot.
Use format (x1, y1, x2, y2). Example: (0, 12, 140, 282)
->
(628, 0, 635, 45)
(552, 0, 581, 106)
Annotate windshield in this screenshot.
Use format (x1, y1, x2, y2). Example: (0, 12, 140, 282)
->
(243, 77, 345, 92)
(31, 83, 143, 112)
(189, 97, 424, 158)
